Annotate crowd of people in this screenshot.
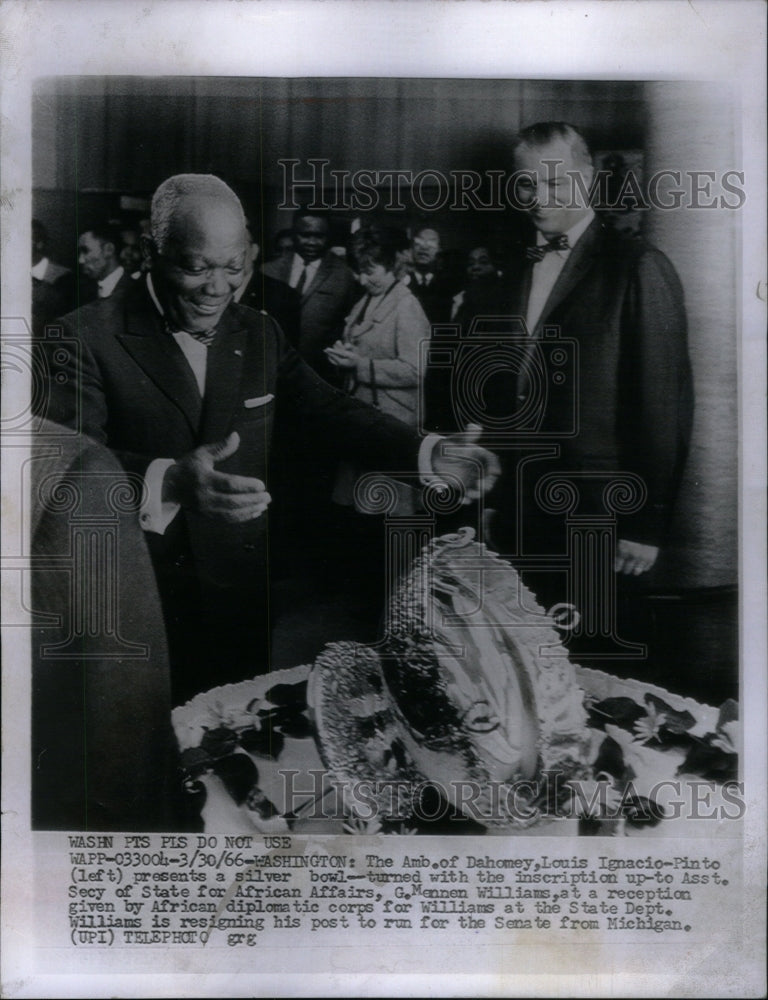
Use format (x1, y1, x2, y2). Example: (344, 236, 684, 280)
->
(31, 122, 694, 829)
(32, 207, 507, 365)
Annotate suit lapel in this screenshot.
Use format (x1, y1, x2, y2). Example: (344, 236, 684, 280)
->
(508, 268, 530, 324)
(198, 308, 248, 443)
(535, 218, 603, 330)
(116, 289, 203, 434)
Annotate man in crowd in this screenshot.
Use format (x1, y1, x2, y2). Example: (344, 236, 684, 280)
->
(261, 207, 357, 384)
(411, 225, 463, 432)
(405, 225, 457, 325)
(235, 218, 301, 344)
(270, 228, 295, 263)
(76, 222, 131, 303)
(458, 122, 693, 633)
(119, 223, 145, 278)
(47, 174, 498, 703)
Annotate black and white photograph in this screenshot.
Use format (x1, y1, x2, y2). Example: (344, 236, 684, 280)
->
(1, 2, 765, 997)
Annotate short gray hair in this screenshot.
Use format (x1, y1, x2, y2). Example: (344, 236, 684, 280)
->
(513, 122, 593, 170)
(150, 174, 244, 254)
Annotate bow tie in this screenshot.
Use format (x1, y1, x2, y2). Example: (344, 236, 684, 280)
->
(166, 321, 216, 347)
(525, 234, 570, 262)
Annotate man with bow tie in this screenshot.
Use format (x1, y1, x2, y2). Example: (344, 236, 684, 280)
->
(46, 173, 499, 703)
(456, 122, 693, 617)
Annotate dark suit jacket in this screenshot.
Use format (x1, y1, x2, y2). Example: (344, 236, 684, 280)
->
(237, 268, 301, 346)
(45, 279, 421, 694)
(31, 420, 185, 830)
(457, 219, 693, 551)
(406, 268, 458, 326)
(262, 252, 358, 383)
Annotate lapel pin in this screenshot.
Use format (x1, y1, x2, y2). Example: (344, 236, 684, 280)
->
(234, 349, 243, 357)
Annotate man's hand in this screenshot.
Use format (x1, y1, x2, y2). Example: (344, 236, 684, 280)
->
(431, 424, 501, 504)
(162, 432, 271, 523)
(615, 538, 659, 575)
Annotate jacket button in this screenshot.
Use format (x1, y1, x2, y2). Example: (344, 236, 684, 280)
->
(244, 543, 257, 553)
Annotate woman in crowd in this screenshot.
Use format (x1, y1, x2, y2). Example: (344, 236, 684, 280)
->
(325, 226, 431, 516)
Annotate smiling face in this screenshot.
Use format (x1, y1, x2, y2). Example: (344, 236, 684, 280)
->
(513, 137, 594, 238)
(294, 216, 329, 263)
(150, 196, 246, 333)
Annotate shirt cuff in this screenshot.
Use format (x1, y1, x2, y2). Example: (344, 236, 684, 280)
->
(139, 458, 180, 534)
(418, 433, 444, 485)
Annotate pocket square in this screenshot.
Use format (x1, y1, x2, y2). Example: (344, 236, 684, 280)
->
(244, 393, 274, 409)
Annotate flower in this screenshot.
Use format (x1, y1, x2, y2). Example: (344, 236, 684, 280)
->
(633, 703, 665, 743)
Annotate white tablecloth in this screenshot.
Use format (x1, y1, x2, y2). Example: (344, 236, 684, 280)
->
(173, 665, 733, 837)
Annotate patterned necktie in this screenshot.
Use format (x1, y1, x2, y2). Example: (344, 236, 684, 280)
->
(525, 234, 570, 262)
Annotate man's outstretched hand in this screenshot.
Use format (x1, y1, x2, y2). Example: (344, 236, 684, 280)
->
(163, 432, 271, 523)
(615, 538, 659, 575)
(431, 424, 501, 504)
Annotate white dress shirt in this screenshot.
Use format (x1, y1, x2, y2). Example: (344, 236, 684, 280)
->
(97, 265, 125, 299)
(525, 210, 595, 333)
(31, 257, 50, 280)
(140, 275, 209, 533)
(289, 252, 321, 290)
(406, 271, 434, 288)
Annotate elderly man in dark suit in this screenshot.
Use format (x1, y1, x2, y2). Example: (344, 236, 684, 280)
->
(261, 207, 357, 385)
(47, 174, 498, 703)
(456, 123, 693, 629)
